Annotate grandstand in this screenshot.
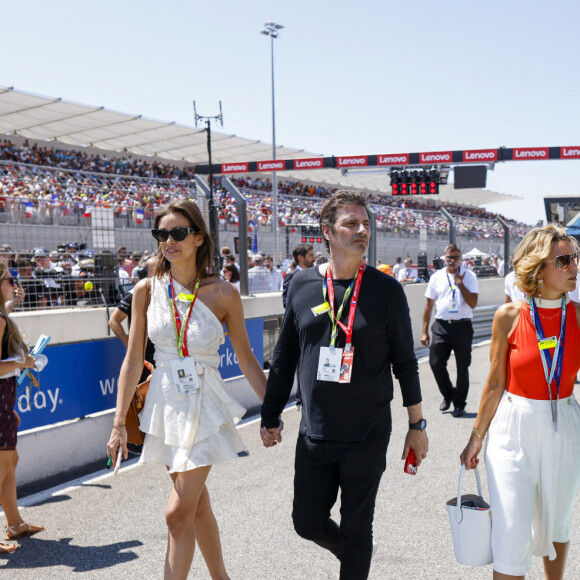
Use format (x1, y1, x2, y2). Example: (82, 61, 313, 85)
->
(0, 85, 520, 206)
(0, 86, 532, 311)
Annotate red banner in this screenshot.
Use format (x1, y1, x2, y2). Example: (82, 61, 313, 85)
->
(419, 151, 453, 164)
(513, 147, 549, 160)
(462, 149, 497, 162)
(377, 153, 409, 166)
(221, 162, 249, 173)
(336, 155, 368, 168)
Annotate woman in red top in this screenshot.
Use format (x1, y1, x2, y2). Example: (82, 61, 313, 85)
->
(461, 224, 580, 580)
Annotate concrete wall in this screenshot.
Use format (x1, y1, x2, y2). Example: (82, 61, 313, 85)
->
(14, 277, 504, 487)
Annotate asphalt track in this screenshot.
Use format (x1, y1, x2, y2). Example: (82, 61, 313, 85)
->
(3, 342, 580, 579)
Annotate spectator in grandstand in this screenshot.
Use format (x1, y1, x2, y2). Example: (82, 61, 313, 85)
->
(223, 254, 238, 270)
(248, 254, 271, 294)
(220, 246, 232, 264)
(397, 257, 418, 283)
(14, 257, 40, 310)
(129, 252, 143, 282)
(107, 199, 266, 580)
(0, 264, 45, 553)
(32, 249, 66, 308)
(282, 243, 315, 308)
(263, 255, 283, 291)
(222, 264, 241, 292)
(421, 244, 479, 418)
(460, 224, 580, 579)
(65, 243, 79, 266)
(391, 256, 403, 279)
(67, 269, 102, 307)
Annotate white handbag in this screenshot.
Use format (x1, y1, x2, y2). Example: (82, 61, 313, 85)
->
(446, 465, 492, 567)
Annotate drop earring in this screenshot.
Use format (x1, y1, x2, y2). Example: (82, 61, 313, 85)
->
(538, 278, 543, 304)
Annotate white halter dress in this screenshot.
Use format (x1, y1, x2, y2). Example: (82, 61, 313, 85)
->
(138, 275, 247, 473)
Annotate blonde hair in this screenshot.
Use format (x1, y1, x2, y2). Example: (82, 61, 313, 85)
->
(513, 224, 579, 296)
(0, 264, 28, 358)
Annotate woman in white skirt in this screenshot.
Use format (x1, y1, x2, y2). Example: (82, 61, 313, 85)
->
(107, 200, 269, 580)
(460, 224, 580, 580)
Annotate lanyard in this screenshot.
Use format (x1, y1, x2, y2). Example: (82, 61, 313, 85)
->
(446, 270, 457, 300)
(168, 272, 201, 358)
(528, 296, 567, 425)
(322, 264, 364, 350)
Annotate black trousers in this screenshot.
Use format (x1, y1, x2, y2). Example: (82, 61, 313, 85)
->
(292, 432, 389, 580)
(429, 318, 474, 408)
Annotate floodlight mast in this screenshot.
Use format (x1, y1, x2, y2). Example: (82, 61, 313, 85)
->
(193, 100, 223, 272)
(260, 22, 283, 264)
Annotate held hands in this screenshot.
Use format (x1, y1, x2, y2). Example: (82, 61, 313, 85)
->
(260, 419, 284, 448)
(459, 434, 483, 470)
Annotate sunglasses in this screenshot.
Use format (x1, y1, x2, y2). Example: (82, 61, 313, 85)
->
(1, 277, 15, 286)
(546, 252, 580, 270)
(445, 255, 461, 261)
(151, 227, 198, 242)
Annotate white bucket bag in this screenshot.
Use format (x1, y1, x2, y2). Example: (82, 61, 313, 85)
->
(446, 465, 493, 567)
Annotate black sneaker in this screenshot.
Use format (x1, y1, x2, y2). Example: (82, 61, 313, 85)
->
(439, 399, 452, 412)
(452, 407, 466, 418)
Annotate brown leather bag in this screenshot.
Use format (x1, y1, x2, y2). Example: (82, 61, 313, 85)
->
(125, 278, 153, 445)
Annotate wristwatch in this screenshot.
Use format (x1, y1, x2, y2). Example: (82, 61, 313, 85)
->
(409, 418, 427, 431)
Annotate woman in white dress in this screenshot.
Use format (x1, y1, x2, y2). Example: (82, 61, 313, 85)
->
(107, 200, 268, 580)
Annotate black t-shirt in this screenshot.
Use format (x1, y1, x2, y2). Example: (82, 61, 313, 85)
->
(261, 265, 422, 442)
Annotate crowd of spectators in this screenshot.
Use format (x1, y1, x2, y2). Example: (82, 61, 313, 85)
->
(0, 138, 531, 239)
(0, 243, 155, 310)
(0, 139, 195, 179)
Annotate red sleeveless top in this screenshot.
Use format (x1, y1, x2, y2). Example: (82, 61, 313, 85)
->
(507, 300, 580, 400)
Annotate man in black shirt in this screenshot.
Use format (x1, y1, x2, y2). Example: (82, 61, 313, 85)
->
(261, 191, 428, 580)
(281, 243, 315, 308)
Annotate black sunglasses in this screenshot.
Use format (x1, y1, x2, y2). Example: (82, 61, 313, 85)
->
(1, 277, 14, 286)
(546, 252, 580, 270)
(151, 227, 198, 242)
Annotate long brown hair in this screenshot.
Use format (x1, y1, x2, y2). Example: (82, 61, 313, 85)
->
(152, 200, 214, 280)
(0, 264, 28, 357)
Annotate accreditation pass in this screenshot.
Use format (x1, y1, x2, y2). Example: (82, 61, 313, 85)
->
(170, 357, 200, 395)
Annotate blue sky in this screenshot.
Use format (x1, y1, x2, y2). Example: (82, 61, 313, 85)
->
(2, 0, 579, 224)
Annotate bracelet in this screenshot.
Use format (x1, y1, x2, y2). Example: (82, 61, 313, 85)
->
(113, 424, 126, 430)
(472, 428, 486, 439)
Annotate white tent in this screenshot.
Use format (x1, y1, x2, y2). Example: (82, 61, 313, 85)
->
(463, 247, 490, 259)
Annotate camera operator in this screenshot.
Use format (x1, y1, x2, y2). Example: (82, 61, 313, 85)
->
(32, 249, 66, 308)
(66, 260, 102, 306)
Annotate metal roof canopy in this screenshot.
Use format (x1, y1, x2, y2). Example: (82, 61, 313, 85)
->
(0, 85, 309, 164)
(0, 85, 520, 207)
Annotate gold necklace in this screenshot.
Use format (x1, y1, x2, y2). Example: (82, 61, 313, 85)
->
(538, 308, 562, 321)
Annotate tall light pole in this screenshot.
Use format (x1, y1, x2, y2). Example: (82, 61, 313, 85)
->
(193, 100, 223, 273)
(260, 22, 283, 265)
